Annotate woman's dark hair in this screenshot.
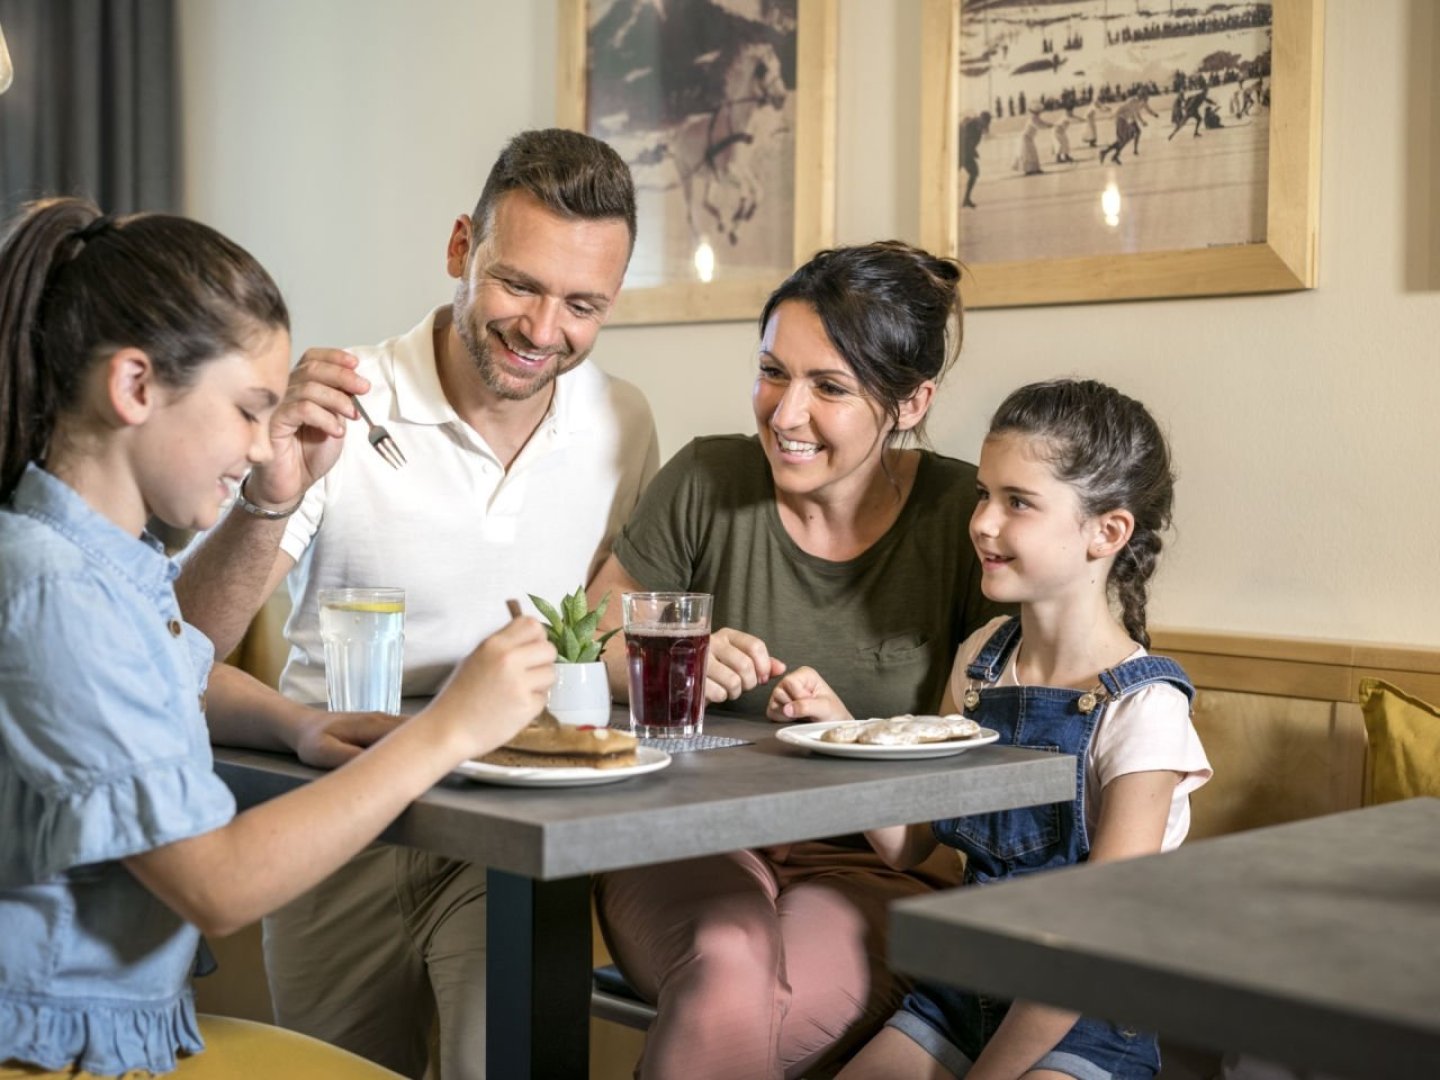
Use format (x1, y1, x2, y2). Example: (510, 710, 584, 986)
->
(0, 197, 289, 501)
(988, 378, 1175, 647)
(758, 241, 963, 443)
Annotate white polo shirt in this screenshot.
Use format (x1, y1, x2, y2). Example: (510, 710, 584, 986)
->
(277, 307, 659, 705)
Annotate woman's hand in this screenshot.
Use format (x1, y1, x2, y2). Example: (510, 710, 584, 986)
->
(705, 627, 787, 703)
(292, 709, 403, 769)
(766, 666, 849, 723)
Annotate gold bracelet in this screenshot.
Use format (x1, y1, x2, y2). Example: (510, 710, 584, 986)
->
(234, 474, 303, 520)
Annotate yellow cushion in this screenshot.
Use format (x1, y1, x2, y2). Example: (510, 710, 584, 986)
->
(1359, 678, 1440, 803)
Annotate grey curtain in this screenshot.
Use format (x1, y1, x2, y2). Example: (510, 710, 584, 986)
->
(0, 0, 177, 222)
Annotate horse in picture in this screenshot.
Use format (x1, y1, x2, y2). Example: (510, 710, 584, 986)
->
(635, 41, 789, 247)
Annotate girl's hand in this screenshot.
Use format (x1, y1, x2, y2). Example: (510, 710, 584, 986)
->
(293, 709, 401, 769)
(427, 616, 557, 758)
(705, 627, 787, 703)
(766, 666, 849, 724)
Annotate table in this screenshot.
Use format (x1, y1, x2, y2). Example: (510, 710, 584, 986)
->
(216, 709, 1075, 1078)
(889, 797, 1440, 1080)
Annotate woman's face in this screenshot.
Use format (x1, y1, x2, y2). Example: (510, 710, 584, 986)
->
(752, 300, 892, 506)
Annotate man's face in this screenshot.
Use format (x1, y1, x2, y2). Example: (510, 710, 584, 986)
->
(448, 190, 631, 401)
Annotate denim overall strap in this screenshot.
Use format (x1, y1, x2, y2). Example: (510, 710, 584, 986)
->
(1098, 654, 1196, 707)
(965, 616, 1022, 683)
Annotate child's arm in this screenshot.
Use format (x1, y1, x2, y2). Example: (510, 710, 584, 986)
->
(765, 666, 850, 723)
(862, 680, 969, 870)
(964, 769, 1181, 1080)
(204, 663, 401, 768)
(124, 617, 554, 939)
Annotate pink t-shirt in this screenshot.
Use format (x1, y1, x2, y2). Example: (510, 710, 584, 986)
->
(948, 617, 1212, 851)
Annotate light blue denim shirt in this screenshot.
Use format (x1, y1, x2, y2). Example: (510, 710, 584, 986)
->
(0, 465, 236, 1075)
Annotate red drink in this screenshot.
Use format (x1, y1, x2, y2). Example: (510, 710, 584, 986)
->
(626, 627, 711, 737)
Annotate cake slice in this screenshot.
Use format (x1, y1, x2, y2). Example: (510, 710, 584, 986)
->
(480, 722, 639, 769)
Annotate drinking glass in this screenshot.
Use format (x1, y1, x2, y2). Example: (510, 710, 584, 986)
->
(318, 587, 405, 714)
(622, 592, 712, 737)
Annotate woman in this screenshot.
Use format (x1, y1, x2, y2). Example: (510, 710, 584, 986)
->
(590, 241, 1006, 1079)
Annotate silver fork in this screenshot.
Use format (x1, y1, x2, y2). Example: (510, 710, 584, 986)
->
(352, 396, 407, 469)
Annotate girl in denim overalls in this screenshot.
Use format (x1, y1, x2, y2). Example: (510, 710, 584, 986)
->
(773, 379, 1211, 1079)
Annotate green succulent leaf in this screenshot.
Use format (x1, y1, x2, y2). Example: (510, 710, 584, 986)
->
(560, 625, 583, 663)
(597, 626, 622, 651)
(578, 641, 602, 663)
(575, 609, 601, 642)
(563, 587, 586, 625)
(529, 594, 563, 631)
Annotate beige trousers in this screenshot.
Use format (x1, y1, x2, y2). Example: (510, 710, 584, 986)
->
(262, 846, 487, 1080)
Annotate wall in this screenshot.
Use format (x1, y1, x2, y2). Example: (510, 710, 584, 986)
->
(180, 1, 1440, 649)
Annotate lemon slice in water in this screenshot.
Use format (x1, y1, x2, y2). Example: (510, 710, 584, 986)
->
(328, 601, 404, 614)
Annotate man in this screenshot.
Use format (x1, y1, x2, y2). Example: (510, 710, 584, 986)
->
(178, 129, 659, 1079)
(1097, 93, 1159, 165)
(958, 110, 991, 209)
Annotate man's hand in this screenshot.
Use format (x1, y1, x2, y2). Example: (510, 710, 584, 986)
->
(705, 628, 787, 703)
(245, 348, 369, 509)
(292, 709, 403, 769)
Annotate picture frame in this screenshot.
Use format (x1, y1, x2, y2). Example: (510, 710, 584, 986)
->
(919, 0, 1324, 308)
(558, 0, 837, 326)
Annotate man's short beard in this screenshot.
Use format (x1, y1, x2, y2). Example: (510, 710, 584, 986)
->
(453, 300, 580, 403)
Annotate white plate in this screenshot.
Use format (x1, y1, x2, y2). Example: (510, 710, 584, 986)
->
(775, 720, 1000, 760)
(452, 745, 672, 787)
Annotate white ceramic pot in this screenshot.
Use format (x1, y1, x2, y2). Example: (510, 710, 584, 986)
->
(547, 661, 612, 727)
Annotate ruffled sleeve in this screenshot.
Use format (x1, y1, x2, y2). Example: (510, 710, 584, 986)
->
(0, 574, 235, 885)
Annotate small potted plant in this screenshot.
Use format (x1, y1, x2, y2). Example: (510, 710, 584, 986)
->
(530, 586, 619, 727)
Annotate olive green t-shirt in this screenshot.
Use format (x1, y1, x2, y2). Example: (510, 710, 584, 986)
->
(612, 435, 1006, 719)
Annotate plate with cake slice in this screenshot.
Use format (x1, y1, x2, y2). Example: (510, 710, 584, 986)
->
(775, 715, 1000, 760)
(454, 722, 672, 787)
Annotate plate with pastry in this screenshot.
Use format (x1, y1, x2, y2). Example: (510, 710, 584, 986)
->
(453, 722, 671, 787)
(775, 714, 999, 760)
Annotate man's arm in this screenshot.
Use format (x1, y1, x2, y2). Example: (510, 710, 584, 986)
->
(177, 347, 368, 656)
(175, 517, 296, 659)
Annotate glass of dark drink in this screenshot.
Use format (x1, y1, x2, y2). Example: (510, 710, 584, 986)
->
(621, 592, 713, 737)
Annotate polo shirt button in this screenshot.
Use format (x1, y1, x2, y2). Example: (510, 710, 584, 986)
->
(168, 618, 183, 637)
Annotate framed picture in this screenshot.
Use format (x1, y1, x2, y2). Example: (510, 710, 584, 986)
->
(919, 0, 1323, 308)
(558, 0, 837, 326)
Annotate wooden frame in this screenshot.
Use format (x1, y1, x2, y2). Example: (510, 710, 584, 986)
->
(558, 0, 837, 326)
(920, 0, 1324, 308)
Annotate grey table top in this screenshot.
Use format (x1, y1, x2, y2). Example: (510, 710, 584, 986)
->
(889, 797, 1440, 1080)
(214, 708, 1075, 879)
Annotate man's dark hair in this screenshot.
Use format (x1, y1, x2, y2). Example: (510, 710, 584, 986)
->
(472, 129, 637, 253)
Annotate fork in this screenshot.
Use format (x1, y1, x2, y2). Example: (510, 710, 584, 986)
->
(352, 395, 406, 469)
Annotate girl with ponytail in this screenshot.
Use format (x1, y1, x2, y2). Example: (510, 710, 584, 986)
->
(777, 379, 1213, 1080)
(0, 198, 555, 1077)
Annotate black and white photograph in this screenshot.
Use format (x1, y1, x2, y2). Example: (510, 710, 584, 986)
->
(954, 0, 1274, 265)
(580, 0, 799, 295)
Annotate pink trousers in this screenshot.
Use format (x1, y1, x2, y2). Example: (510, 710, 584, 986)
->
(595, 841, 961, 1080)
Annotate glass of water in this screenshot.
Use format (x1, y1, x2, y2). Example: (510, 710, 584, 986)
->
(318, 587, 405, 714)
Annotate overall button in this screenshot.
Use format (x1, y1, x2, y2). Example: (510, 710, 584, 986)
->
(167, 618, 183, 637)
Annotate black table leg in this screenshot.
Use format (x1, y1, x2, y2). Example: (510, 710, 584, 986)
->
(486, 869, 593, 1078)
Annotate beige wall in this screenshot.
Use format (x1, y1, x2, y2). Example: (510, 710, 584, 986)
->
(180, 1, 1440, 648)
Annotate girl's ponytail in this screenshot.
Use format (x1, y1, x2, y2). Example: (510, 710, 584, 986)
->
(0, 199, 102, 501)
